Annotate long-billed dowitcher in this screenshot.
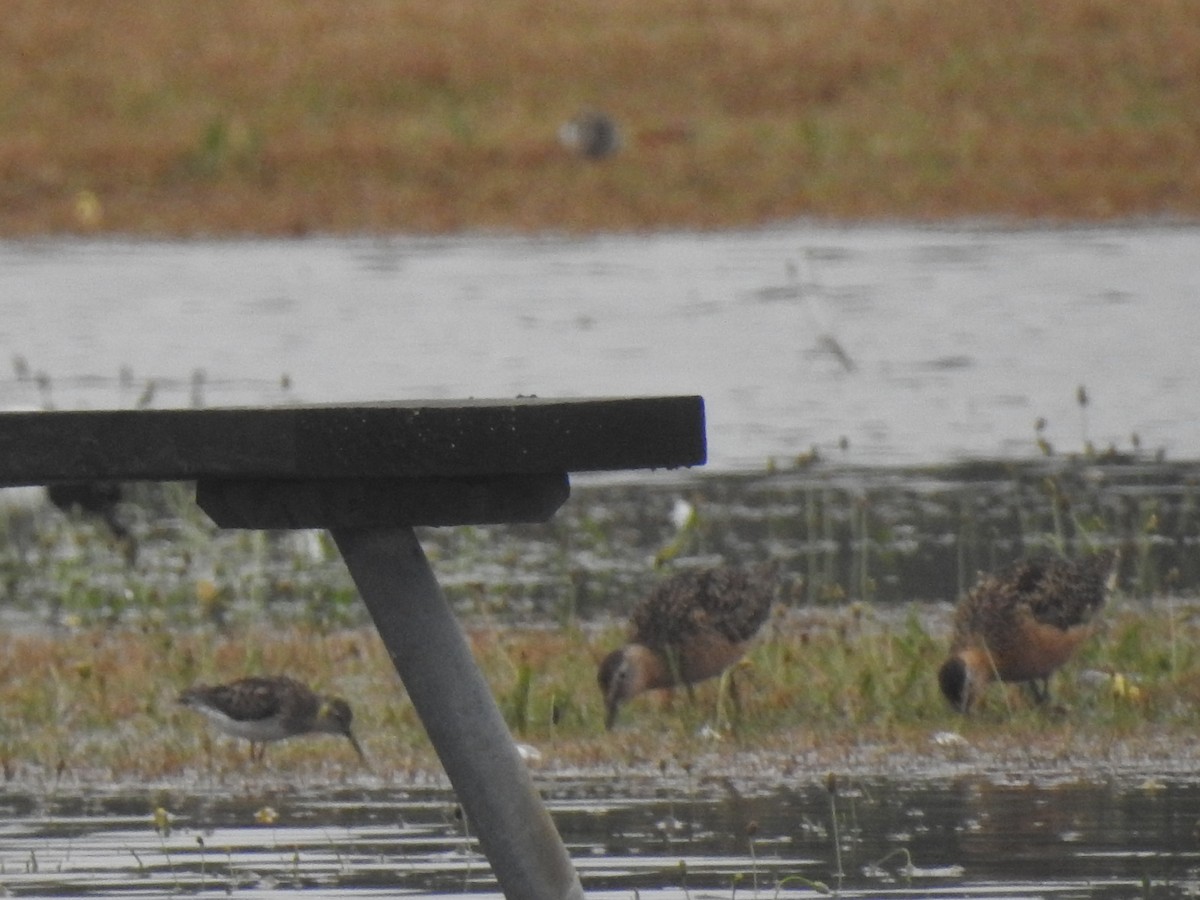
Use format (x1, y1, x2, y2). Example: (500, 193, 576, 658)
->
(938, 550, 1120, 712)
(178, 675, 366, 761)
(598, 562, 779, 729)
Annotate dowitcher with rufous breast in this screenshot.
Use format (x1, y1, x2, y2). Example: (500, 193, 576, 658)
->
(598, 562, 779, 729)
(938, 550, 1120, 713)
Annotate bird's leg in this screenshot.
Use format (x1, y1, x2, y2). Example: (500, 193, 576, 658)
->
(1027, 678, 1051, 705)
(728, 669, 742, 719)
(713, 668, 732, 732)
(664, 647, 694, 702)
(714, 669, 744, 734)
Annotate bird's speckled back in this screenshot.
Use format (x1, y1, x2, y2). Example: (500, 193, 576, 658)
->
(180, 675, 319, 723)
(630, 561, 779, 650)
(951, 550, 1117, 653)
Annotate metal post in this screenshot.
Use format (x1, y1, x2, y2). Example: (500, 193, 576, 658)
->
(332, 526, 584, 900)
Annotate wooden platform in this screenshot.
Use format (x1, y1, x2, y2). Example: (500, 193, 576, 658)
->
(0, 396, 705, 483)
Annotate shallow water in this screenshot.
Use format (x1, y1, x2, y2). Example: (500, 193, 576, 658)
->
(3, 774, 1199, 898)
(1, 224, 1198, 469)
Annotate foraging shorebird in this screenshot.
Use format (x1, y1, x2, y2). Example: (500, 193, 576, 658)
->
(558, 109, 622, 160)
(598, 562, 779, 729)
(47, 480, 137, 564)
(938, 550, 1120, 712)
(178, 675, 365, 762)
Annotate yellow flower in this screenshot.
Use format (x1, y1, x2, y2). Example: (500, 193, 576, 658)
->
(1111, 672, 1143, 703)
(152, 807, 172, 834)
(73, 190, 102, 229)
(255, 806, 279, 825)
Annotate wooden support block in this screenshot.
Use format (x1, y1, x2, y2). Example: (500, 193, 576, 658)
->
(196, 473, 570, 528)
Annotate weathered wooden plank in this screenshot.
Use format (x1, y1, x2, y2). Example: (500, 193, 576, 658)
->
(0, 396, 706, 485)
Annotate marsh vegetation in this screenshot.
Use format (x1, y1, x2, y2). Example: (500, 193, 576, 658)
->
(3, 0, 1198, 235)
(2, 440, 1198, 786)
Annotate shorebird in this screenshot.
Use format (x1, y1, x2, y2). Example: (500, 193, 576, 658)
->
(598, 562, 779, 729)
(937, 550, 1120, 712)
(47, 480, 137, 563)
(558, 109, 622, 160)
(178, 675, 366, 762)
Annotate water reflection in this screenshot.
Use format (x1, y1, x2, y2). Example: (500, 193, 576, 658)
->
(1, 776, 1197, 897)
(2, 224, 1198, 469)
(560, 774, 1200, 896)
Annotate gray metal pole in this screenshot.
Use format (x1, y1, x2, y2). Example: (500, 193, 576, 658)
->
(332, 526, 584, 900)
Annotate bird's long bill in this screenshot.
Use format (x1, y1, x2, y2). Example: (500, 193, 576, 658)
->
(345, 730, 367, 763)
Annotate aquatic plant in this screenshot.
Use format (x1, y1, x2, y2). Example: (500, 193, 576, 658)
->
(825, 773, 845, 890)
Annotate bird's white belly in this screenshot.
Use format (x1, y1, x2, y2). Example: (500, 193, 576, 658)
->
(194, 707, 289, 742)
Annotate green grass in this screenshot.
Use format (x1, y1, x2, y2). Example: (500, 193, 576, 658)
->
(0, 587, 1193, 785)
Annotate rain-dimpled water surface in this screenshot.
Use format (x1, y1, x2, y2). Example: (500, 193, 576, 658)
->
(2, 774, 1200, 898)
(1, 223, 1197, 469)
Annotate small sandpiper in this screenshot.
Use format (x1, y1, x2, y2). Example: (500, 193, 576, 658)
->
(178, 675, 366, 762)
(598, 562, 779, 729)
(938, 550, 1120, 712)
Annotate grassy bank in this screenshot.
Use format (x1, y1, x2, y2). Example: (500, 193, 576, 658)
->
(1, 451, 1198, 784)
(2, 0, 1198, 236)
(1, 594, 1198, 787)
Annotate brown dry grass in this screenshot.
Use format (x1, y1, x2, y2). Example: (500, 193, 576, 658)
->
(2, 0, 1199, 236)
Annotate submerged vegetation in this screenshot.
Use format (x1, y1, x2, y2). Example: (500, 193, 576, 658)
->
(1, 438, 1199, 786)
(2, 0, 1199, 235)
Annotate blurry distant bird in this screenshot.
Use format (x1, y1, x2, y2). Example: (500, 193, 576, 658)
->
(558, 109, 622, 160)
(47, 480, 136, 562)
(938, 550, 1120, 712)
(598, 562, 779, 729)
(47, 480, 125, 526)
(178, 675, 366, 762)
